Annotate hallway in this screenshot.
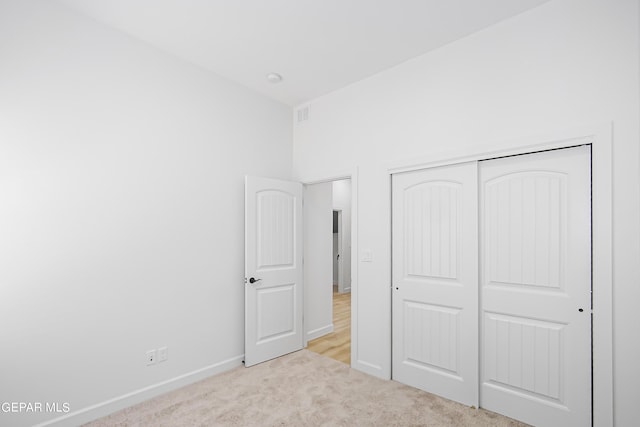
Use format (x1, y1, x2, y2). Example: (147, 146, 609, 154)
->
(307, 286, 351, 364)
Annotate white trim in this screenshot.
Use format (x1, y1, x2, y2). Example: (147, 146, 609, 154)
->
(307, 324, 334, 341)
(302, 170, 353, 185)
(35, 355, 244, 427)
(387, 123, 613, 427)
(335, 209, 345, 292)
(388, 124, 608, 174)
(590, 125, 613, 427)
(350, 169, 359, 371)
(354, 359, 383, 376)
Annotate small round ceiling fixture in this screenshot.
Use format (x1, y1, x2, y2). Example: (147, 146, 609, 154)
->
(266, 72, 283, 84)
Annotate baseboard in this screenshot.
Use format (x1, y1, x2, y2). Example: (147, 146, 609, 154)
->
(354, 359, 386, 379)
(34, 354, 244, 427)
(306, 324, 333, 341)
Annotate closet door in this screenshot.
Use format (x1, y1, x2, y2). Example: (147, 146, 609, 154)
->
(479, 146, 591, 427)
(392, 161, 478, 407)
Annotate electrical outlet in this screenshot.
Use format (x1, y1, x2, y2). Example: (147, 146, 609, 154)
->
(146, 349, 156, 366)
(157, 346, 168, 362)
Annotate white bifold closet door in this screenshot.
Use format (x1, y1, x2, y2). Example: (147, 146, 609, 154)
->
(392, 145, 591, 427)
(392, 161, 479, 407)
(479, 146, 591, 427)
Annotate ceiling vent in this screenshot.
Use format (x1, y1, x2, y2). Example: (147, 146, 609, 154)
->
(296, 106, 309, 123)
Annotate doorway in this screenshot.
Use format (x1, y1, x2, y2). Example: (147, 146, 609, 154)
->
(391, 146, 592, 426)
(307, 179, 352, 365)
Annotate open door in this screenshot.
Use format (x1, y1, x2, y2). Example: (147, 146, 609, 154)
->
(244, 176, 304, 367)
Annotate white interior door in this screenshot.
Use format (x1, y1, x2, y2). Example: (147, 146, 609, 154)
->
(392, 161, 479, 407)
(479, 146, 591, 426)
(245, 176, 303, 367)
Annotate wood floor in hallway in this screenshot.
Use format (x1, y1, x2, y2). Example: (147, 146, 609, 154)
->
(307, 286, 351, 364)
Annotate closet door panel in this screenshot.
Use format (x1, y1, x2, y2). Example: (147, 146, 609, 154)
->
(479, 146, 591, 427)
(392, 161, 478, 407)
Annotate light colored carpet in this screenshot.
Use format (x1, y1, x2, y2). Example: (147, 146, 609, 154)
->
(84, 350, 528, 426)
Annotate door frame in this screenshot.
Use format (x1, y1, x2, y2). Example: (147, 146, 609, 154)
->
(301, 169, 358, 367)
(387, 124, 613, 426)
(334, 209, 344, 291)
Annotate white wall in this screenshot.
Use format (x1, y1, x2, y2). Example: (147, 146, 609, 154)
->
(293, 0, 640, 425)
(303, 182, 333, 341)
(0, 1, 292, 426)
(332, 180, 351, 292)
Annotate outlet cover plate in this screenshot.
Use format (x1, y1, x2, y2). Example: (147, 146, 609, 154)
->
(146, 350, 156, 366)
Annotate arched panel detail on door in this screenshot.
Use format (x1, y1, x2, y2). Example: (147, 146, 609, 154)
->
(402, 180, 462, 281)
(484, 171, 567, 290)
(256, 190, 297, 271)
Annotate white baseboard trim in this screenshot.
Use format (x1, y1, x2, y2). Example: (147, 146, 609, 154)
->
(306, 324, 333, 341)
(35, 354, 244, 427)
(354, 359, 386, 379)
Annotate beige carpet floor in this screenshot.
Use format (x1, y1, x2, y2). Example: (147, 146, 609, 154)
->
(85, 350, 528, 426)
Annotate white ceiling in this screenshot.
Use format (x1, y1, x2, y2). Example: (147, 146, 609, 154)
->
(56, 0, 549, 106)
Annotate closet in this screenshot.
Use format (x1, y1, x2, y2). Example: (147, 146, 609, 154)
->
(392, 145, 591, 426)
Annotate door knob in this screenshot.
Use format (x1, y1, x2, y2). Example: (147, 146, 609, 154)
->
(249, 277, 261, 284)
